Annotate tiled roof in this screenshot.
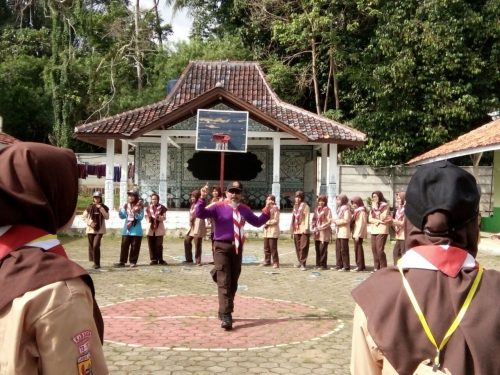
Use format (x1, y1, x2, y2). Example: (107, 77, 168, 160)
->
(74, 61, 365, 146)
(0, 132, 20, 145)
(408, 118, 500, 165)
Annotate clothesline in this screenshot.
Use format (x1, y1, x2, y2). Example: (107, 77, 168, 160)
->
(77, 163, 135, 181)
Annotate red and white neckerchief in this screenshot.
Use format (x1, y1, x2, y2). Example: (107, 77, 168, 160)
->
(394, 205, 405, 234)
(399, 245, 477, 277)
(125, 203, 136, 227)
(315, 206, 329, 227)
(149, 204, 160, 230)
(292, 202, 305, 231)
(353, 206, 366, 220)
(371, 201, 388, 218)
(336, 204, 348, 219)
(232, 206, 244, 254)
(0, 225, 67, 260)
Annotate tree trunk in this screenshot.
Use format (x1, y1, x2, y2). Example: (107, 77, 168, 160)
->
(153, 0, 163, 48)
(311, 38, 321, 115)
(134, 0, 143, 91)
(332, 56, 340, 110)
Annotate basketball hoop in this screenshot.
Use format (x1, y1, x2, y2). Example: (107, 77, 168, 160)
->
(212, 133, 231, 150)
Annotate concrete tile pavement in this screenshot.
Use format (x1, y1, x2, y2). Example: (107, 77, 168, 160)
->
(61, 234, 500, 375)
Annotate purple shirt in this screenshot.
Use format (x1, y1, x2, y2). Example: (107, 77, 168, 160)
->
(195, 199, 270, 241)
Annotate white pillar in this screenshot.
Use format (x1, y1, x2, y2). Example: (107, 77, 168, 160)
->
(271, 134, 281, 200)
(327, 143, 338, 213)
(159, 132, 169, 204)
(320, 144, 328, 195)
(120, 140, 128, 208)
(105, 139, 115, 210)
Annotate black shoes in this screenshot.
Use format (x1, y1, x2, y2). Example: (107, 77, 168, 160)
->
(113, 262, 125, 268)
(150, 261, 158, 265)
(220, 313, 233, 331)
(158, 260, 167, 265)
(93, 264, 101, 269)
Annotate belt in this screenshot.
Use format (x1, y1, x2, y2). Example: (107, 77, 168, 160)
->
(216, 240, 235, 245)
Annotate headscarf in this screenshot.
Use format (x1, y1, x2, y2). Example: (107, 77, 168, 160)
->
(0, 142, 78, 234)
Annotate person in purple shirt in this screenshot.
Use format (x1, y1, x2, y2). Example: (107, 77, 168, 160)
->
(196, 181, 272, 330)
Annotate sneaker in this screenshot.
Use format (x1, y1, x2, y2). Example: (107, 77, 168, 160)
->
(330, 267, 341, 271)
(338, 268, 347, 272)
(260, 263, 271, 267)
(300, 266, 307, 271)
(295, 264, 301, 268)
(129, 263, 137, 268)
(93, 264, 101, 269)
(221, 313, 233, 331)
(113, 262, 125, 268)
(196, 263, 202, 267)
(272, 264, 279, 269)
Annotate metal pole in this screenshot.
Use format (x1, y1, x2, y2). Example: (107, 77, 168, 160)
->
(220, 150, 225, 193)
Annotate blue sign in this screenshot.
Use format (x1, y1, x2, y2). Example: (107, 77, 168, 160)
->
(196, 109, 249, 153)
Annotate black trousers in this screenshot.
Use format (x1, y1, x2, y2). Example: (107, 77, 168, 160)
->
(184, 235, 202, 263)
(87, 233, 103, 266)
(147, 235, 164, 262)
(212, 241, 243, 315)
(120, 235, 142, 265)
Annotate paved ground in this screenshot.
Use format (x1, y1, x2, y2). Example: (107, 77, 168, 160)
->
(62, 234, 500, 375)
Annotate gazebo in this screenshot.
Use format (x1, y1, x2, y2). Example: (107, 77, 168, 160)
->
(74, 61, 366, 211)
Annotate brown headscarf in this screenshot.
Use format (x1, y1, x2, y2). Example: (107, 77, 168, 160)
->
(0, 143, 104, 342)
(0, 142, 78, 234)
(405, 211, 479, 257)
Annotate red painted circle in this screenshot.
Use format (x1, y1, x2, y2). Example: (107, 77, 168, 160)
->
(101, 295, 339, 349)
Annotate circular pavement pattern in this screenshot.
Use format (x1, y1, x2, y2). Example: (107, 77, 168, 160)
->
(101, 295, 341, 350)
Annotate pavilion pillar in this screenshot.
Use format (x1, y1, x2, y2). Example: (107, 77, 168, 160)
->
(159, 133, 169, 205)
(119, 140, 128, 208)
(327, 143, 338, 213)
(105, 139, 115, 210)
(272, 134, 281, 201)
(320, 144, 328, 195)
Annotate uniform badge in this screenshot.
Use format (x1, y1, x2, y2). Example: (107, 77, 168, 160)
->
(77, 353, 93, 375)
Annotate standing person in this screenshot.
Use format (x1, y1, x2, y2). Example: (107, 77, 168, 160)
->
(333, 194, 352, 271)
(115, 189, 144, 268)
(350, 196, 368, 272)
(0, 142, 108, 374)
(82, 191, 110, 269)
(262, 194, 280, 268)
(290, 191, 310, 271)
(392, 192, 406, 265)
(196, 181, 271, 330)
(311, 195, 333, 270)
(184, 190, 206, 265)
(145, 193, 167, 265)
(368, 191, 391, 271)
(351, 161, 500, 375)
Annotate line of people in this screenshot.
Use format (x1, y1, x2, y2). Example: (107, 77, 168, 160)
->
(289, 190, 407, 272)
(83, 187, 407, 272)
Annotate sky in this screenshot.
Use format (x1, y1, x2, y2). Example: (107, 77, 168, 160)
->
(139, 1, 193, 42)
